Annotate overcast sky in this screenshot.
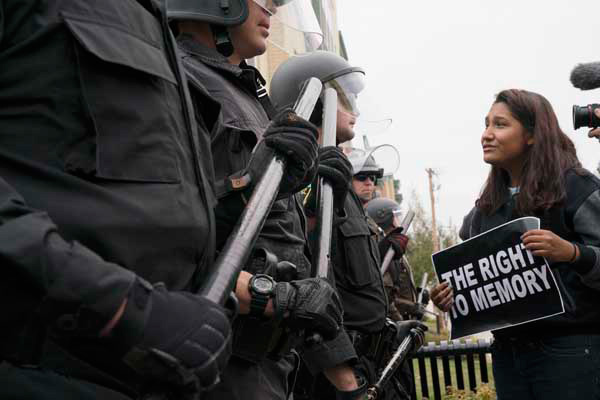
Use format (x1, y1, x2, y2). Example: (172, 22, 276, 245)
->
(338, 1, 600, 233)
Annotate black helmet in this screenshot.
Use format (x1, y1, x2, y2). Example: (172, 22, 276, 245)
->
(365, 198, 402, 232)
(167, 0, 249, 27)
(270, 50, 365, 118)
(168, 0, 317, 57)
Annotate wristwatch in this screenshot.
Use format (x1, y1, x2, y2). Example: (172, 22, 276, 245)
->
(248, 274, 276, 317)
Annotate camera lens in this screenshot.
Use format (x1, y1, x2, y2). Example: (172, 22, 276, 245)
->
(573, 104, 600, 130)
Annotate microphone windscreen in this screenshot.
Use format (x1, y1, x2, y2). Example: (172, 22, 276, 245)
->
(570, 62, 600, 90)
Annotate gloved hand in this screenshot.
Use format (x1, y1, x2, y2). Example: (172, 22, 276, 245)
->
(247, 109, 318, 197)
(394, 320, 428, 350)
(317, 146, 352, 210)
(378, 230, 409, 260)
(273, 277, 343, 340)
(417, 287, 430, 305)
(409, 303, 426, 320)
(114, 279, 232, 392)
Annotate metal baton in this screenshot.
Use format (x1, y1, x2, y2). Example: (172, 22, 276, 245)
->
(367, 328, 423, 400)
(380, 211, 415, 275)
(312, 87, 338, 279)
(200, 78, 323, 305)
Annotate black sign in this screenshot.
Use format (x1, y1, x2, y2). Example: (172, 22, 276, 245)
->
(432, 217, 564, 339)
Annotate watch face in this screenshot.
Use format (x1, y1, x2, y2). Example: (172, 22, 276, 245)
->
(253, 276, 275, 294)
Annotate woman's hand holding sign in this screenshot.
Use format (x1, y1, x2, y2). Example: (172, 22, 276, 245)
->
(521, 229, 579, 263)
(430, 281, 454, 312)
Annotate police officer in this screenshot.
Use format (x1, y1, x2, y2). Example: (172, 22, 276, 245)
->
(271, 51, 387, 399)
(366, 198, 422, 400)
(0, 1, 333, 399)
(0, 1, 233, 398)
(271, 51, 427, 399)
(365, 198, 420, 321)
(167, 1, 348, 399)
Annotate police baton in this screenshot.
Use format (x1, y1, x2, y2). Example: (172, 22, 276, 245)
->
(380, 211, 415, 276)
(367, 328, 425, 400)
(304, 87, 337, 346)
(200, 78, 323, 305)
(312, 87, 338, 278)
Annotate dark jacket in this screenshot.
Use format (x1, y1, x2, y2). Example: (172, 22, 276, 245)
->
(332, 191, 388, 334)
(0, 0, 218, 387)
(177, 36, 312, 275)
(460, 169, 600, 339)
(384, 258, 418, 320)
(178, 38, 358, 381)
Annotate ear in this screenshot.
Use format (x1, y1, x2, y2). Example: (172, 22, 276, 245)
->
(526, 134, 534, 146)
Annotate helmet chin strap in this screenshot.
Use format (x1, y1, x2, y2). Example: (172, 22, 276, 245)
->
(211, 25, 234, 57)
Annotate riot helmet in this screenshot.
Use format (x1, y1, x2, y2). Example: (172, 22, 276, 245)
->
(365, 198, 402, 232)
(345, 148, 383, 178)
(167, 0, 322, 57)
(270, 50, 365, 121)
(344, 145, 399, 177)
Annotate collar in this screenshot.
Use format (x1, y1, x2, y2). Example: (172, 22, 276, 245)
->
(177, 34, 267, 94)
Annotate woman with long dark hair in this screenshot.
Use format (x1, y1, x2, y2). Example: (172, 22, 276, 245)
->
(432, 89, 600, 399)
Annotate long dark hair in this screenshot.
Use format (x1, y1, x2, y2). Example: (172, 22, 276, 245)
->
(477, 89, 581, 215)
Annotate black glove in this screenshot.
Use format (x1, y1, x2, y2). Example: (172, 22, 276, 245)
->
(273, 277, 342, 340)
(417, 287, 430, 305)
(393, 320, 427, 350)
(247, 109, 318, 197)
(317, 146, 352, 210)
(409, 303, 426, 320)
(115, 279, 232, 392)
(378, 230, 409, 260)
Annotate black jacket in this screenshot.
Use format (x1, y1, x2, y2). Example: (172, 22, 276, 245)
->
(460, 169, 600, 338)
(0, 0, 218, 382)
(177, 36, 311, 276)
(332, 191, 388, 334)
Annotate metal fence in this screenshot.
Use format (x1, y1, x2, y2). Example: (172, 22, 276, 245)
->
(409, 339, 493, 400)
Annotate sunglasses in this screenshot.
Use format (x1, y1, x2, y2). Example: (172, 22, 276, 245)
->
(354, 174, 378, 184)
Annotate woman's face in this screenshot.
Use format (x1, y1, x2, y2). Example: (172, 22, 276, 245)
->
(481, 102, 533, 171)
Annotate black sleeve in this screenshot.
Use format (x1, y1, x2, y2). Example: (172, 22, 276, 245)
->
(0, 176, 135, 323)
(299, 329, 357, 374)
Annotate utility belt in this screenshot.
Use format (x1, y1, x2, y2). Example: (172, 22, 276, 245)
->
(348, 319, 405, 372)
(347, 329, 383, 360)
(232, 248, 300, 364)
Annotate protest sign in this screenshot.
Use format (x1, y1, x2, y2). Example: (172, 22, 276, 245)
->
(432, 217, 564, 339)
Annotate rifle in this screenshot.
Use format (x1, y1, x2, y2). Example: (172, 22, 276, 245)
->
(380, 211, 415, 276)
(200, 78, 323, 305)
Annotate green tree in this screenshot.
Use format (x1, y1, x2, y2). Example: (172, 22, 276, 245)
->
(405, 190, 458, 288)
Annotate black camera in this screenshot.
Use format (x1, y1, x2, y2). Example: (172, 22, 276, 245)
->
(573, 104, 600, 129)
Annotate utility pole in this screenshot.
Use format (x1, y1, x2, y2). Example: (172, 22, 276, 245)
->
(426, 168, 446, 332)
(426, 168, 439, 253)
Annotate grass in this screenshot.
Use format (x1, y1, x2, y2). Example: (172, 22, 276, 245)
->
(411, 355, 495, 399)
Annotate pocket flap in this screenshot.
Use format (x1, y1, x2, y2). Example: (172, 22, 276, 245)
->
(62, 14, 176, 84)
(339, 216, 371, 238)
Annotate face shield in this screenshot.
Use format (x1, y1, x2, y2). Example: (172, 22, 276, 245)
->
(254, 0, 323, 54)
(354, 118, 392, 148)
(391, 209, 403, 229)
(324, 70, 365, 116)
(344, 144, 400, 177)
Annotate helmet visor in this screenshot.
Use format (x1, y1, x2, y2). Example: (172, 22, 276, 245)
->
(391, 209, 403, 229)
(324, 71, 366, 116)
(254, 0, 323, 53)
(344, 144, 400, 176)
